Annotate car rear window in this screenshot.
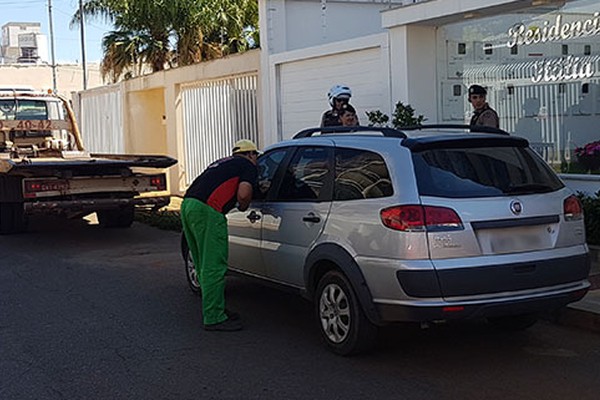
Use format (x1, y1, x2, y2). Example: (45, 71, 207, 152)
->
(412, 146, 564, 198)
(334, 148, 393, 200)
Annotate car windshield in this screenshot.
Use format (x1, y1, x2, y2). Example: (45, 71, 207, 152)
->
(0, 99, 50, 120)
(412, 146, 564, 198)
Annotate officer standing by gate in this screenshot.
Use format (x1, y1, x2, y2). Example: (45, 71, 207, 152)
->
(468, 84, 500, 129)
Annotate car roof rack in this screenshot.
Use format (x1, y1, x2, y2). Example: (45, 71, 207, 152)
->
(293, 125, 407, 139)
(399, 124, 510, 136)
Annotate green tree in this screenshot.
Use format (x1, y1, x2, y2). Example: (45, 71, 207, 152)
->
(72, 0, 259, 82)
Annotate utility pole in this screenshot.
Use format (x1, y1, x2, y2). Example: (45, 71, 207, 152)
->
(48, 0, 57, 93)
(78, 0, 87, 90)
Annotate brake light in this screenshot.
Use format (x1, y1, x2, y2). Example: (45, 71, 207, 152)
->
(150, 175, 166, 191)
(380, 205, 463, 232)
(564, 195, 583, 221)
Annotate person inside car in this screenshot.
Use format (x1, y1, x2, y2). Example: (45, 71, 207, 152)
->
(339, 103, 359, 127)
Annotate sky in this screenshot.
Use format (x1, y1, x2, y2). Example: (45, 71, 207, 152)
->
(1, 0, 112, 63)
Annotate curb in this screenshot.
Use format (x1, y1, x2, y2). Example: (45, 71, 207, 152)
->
(553, 301, 600, 334)
(550, 274, 600, 334)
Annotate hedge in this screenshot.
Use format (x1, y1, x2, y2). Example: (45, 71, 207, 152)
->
(578, 192, 600, 246)
(135, 209, 182, 232)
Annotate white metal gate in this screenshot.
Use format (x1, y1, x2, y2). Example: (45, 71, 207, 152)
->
(75, 85, 124, 153)
(181, 74, 259, 184)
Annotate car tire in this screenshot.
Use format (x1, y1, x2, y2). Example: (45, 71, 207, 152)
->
(97, 206, 134, 228)
(315, 270, 377, 356)
(487, 313, 538, 331)
(181, 233, 201, 294)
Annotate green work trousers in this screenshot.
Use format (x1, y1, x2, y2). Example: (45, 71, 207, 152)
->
(181, 198, 229, 325)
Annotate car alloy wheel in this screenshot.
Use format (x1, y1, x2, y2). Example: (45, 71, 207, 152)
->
(319, 283, 351, 343)
(315, 270, 377, 355)
(181, 233, 201, 294)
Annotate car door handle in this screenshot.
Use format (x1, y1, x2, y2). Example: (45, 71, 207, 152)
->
(246, 211, 261, 222)
(302, 213, 321, 223)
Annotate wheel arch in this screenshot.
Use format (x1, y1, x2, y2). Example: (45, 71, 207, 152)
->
(304, 243, 382, 326)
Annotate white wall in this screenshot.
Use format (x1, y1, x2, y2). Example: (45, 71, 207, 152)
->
(388, 24, 438, 123)
(266, 34, 391, 143)
(262, 0, 400, 54)
(74, 50, 261, 195)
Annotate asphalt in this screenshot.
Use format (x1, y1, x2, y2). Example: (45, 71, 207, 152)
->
(553, 255, 600, 334)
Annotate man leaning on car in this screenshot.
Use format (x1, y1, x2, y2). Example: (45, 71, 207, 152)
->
(180, 139, 259, 332)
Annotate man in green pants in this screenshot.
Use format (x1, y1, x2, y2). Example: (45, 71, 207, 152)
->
(181, 139, 259, 331)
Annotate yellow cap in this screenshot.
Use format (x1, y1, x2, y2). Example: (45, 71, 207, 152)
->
(232, 139, 259, 154)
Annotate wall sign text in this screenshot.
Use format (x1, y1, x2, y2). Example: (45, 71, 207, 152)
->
(531, 55, 595, 83)
(507, 12, 600, 48)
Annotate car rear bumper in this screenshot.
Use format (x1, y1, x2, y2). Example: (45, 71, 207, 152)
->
(375, 280, 590, 323)
(395, 251, 590, 298)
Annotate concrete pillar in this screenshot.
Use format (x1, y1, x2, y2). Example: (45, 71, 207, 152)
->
(388, 25, 438, 123)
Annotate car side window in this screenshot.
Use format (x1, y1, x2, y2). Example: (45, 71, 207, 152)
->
(255, 148, 289, 200)
(334, 148, 393, 201)
(275, 146, 333, 201)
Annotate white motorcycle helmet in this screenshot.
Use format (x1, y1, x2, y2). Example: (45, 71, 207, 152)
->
(327, 84, 352, 106)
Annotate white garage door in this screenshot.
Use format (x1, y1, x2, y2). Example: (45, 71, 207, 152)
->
(278, 46, 387, 139)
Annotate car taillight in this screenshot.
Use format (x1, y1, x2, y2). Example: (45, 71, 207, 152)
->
(150, 175, 166, 191)
(564, 195, 583, 221)
(380, 205, 463, 232)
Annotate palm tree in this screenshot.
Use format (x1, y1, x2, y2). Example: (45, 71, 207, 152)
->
(72, 0, 259, 81)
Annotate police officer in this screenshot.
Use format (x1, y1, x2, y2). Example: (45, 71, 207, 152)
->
(181, 139, 259, 331)
(468, 84, 499, 129)
(321, 84, 356, 127)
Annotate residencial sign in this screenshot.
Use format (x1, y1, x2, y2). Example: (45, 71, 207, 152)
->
(506, 12, 599, 83)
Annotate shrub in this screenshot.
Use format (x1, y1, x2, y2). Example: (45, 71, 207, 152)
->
(366, 101, 425, 128)
(577, 192, 600, 246)
(135, 209, 182, 232)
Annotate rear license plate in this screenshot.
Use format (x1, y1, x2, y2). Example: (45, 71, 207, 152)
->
(491, 232, 543, 254)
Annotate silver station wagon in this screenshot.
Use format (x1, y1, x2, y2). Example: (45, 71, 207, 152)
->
(182, 125, 591, 355)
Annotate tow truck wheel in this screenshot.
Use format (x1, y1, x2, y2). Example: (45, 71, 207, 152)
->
(97, 206, 134, 228)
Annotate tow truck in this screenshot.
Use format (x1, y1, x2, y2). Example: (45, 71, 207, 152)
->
(0, 88, 177, 233)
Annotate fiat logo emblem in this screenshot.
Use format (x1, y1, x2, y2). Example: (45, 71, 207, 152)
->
(510, 200, 522, 215)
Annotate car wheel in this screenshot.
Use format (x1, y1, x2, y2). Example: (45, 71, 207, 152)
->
(315, 270, 377, 356)
(487, 313, 538, 331)
(181, 233, 201, 294)
(97, 206, 134, 228)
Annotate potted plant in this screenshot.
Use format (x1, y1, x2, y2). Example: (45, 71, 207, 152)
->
(574, 141, 600, 173)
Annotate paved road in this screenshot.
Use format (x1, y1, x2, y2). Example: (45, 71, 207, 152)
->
(1, 217, 600, 400)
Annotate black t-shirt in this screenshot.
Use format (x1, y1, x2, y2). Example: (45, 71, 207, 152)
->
(321, 109, 341, 127)
(184, 155, 257, 214)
